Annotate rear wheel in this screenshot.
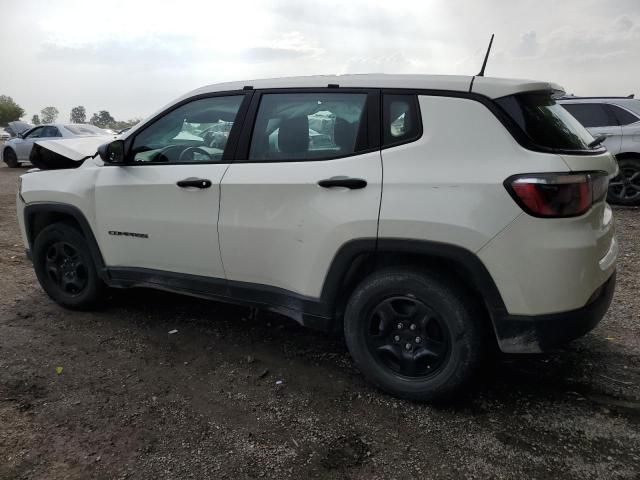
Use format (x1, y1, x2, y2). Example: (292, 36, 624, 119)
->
(608, 158, 640, 206)
(32, 222, 106, 310)
(344, 268, 485, 401)
(3, 149, 19, 168)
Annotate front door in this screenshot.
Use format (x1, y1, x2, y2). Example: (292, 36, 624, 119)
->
(219, 90, 382, 301)
(94, 93, 249, 279)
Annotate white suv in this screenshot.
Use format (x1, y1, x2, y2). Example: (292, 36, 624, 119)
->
(16, 75, 618, 401)
(558, 96, 640, 205)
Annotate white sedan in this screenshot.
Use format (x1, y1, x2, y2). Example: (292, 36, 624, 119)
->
(1, 123, 113, 168)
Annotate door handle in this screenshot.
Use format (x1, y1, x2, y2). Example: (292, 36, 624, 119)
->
(318, 176, 367, 190)
(177, 178, 212, 189)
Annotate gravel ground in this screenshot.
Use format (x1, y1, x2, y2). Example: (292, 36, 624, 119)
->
(0, 165, 638, 479)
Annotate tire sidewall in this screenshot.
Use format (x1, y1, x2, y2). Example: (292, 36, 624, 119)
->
(344, 269, 481, 401)
(4, 149, 18, 168)
(32, 223, 102, 309)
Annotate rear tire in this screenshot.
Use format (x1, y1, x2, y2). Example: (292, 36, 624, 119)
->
(344, 268, 485, 402)
(608, 158, 640, 206)
(3, 149, 19, 168)
(32, 222, 106, 310)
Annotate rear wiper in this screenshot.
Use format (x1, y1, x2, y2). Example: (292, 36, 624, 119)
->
(588, 135, 607, 149)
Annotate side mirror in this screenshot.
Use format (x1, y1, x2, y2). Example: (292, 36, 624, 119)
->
(98, 139, 125, 164)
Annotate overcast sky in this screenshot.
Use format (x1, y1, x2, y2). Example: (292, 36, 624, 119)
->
(1, 0, 639, 122)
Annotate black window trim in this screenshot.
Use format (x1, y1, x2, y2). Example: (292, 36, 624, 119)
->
(120, 90, 253, 166)
(114, 86, 606, 166)
(380, 90, 424, 150)
(233, 87, 381, 164)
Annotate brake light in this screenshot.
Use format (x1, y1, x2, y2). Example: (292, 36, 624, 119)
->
(505, 172, 609, 218)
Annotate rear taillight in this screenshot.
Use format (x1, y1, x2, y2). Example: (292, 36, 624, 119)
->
(505, 172, 609, 218)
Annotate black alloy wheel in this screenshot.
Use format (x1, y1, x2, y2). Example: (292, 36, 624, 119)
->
(44, 241, 89, 296)
(608, 158, 640, 206)
(366, 296, 450, 378)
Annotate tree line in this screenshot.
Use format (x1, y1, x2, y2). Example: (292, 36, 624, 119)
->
(0, 95, 139, 131)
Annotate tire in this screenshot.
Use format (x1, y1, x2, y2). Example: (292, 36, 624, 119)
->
(3, 148, 19, 168)
(608, 158, 640, 206)
(344, 268, 485, 402)
(32, 222, 106, 310)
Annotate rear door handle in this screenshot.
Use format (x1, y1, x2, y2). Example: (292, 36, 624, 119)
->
(177, 178, 212, 189)
(318, 176, 367, 190)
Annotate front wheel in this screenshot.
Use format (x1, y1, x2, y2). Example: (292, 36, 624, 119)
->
(3, 149, 19, 168)
(608, 158, 640, 206)
(32, 222, 106, 310)
(344, 268, 485, 401)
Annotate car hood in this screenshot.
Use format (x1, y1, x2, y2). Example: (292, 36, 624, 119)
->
(8, 121, 33, 134)
(35, 137, 110, 162)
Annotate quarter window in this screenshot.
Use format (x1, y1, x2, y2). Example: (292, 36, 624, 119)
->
(131, 95, 245, 163)
(248, 92, 367, 161)
(383, 94, 420, 146)
(561, 103, 616, 128)
(609, 104, 639, 126)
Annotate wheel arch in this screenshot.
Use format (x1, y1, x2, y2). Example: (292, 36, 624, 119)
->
(24, 203, 107, 280)
(615, 152, 640, 161)
(321, 238, 507, 338)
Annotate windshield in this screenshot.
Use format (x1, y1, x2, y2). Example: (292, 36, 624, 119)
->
(496, 92, 597, 152)
(63, 124, 111, 136)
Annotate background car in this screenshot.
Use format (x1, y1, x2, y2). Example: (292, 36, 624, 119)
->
(1, 123, 113, 168)
(558, 95, 640, 205)
(0, 129, 10, 143)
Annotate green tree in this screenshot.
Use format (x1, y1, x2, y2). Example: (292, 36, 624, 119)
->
(0, 95, 25, 127)
(31, 114, 41, 125)
(110, 118, 141, 131)
(40, 106, 59, 124)
(90, 110, 116, 129)
(70, 106, 86, 124)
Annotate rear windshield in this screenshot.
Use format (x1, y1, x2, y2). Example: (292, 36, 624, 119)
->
(496, 92, 596, 152)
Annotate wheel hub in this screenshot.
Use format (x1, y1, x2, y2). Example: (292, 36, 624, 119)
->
(44, 241, 88, 296)
(366, 296, 450, 378)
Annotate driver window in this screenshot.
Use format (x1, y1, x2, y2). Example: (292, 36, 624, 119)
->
(131, 95, 244, 163)
(25, 127, 44, 139)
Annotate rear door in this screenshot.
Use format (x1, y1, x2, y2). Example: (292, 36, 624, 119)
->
(218, 89, 381, 302)
(562, 102, 622, 154)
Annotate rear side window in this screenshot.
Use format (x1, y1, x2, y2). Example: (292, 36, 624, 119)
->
(41, 126, 62, 137)
(497, 93, 595, 151)
(248, 92, 367, 161)
(609, 104, 639, 126)
(561, 103, 615, 128)
(383, 94, 421, 147)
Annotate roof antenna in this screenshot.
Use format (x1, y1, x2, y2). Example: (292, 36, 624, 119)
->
(477, 34, 495, 77)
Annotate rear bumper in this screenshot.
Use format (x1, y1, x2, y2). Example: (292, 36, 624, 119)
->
(494, 271, 616, 353)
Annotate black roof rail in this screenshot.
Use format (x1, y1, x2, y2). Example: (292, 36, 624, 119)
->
(558, 94, 635, 100)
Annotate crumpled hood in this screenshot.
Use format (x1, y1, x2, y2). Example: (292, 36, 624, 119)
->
(34, 137, 109, 162)
(30, 136, 113, 170)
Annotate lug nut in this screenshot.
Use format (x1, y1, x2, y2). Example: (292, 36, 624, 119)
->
(410, 324, 417, 331)
(397, 323, 403, 330)
(405, 343, 412, 350)
(394, 335, 401, 342)
(415, 337, 422, 343)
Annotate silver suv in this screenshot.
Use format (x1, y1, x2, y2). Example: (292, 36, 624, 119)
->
(559, 96, 640, 205)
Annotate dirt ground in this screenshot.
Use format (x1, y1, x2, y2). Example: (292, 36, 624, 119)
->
(0, 165, 638, 480)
